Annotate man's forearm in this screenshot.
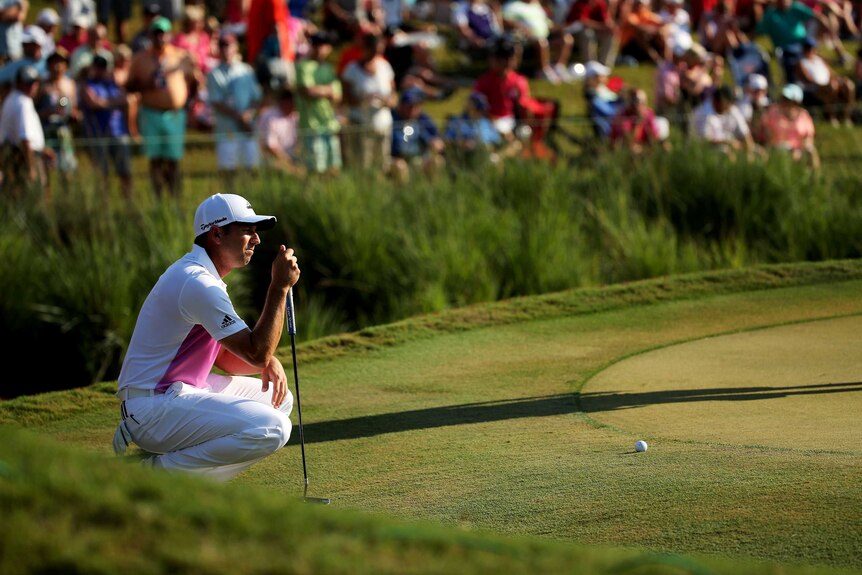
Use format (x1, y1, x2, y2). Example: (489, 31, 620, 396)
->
(248, 283, 289, 364)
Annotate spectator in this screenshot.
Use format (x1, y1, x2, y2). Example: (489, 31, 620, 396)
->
(690, 84, 754, 157)
(501, 0, 575, 84)
(658, 0, 693, 58)
(610, 87, 663, 153)
(97, 0, 132, 44)
(754, 0, 829, 84)
(654, 46, 683, 125)
(36, 8, 61, 56)
(341, 31, 396, 171)
(475, 38, 558, 159)
(618, 0, 667, 65)
(699, 0, 747, 55)
(383, 26, 455, 100)
(562, 0, 618, 69)
(127, 16, 199, 197)
(257, 86, 304, 174)
(57, 15, 91, 55)
(0, 25, 47, 92)
(761, 82, 819, 169)
(443, 91, 509, 167)
(111, 43, 139, 138)
(173, 4, 215, 74)
(389, 87, 445, 183)
(0, 0, 26, 64)
(247, 0, 297, 66)
(221, 0, 249, 38)
(59, 0, 96, 39)
(286, 9, 316, 61)
(737, 72, 770, 141)
(336, 21, 377, 77)
(131, 3, 163, 53)
(295, 30, 343, 175)
(207, 32, 263, 189)
(679, 43, 714, 113)
(69, 22, 113, 80)
(36, 47, 79, 188)
(796, 35, 854, 126)
(323, 0, 383, 43)
(0, 66, 53, 198)
(582, 60, 622, 139)
(451, 0, 504, 57)
(80, 53, 133, 198)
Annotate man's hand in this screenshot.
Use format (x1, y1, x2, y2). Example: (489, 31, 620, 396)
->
(261, 357, 288, 408)
(272, 246, 301, 290)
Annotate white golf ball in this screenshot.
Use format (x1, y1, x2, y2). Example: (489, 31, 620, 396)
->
(635, 440, 648, 452)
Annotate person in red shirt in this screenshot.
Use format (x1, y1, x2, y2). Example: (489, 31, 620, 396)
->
(610, 87, 662, 153)
(473, 39, 558, 160)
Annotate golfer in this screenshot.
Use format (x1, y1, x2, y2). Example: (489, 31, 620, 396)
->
(112, 193, 300, 481)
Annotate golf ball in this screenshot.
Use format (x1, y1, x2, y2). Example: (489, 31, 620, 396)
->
(635, 440, 648, 452)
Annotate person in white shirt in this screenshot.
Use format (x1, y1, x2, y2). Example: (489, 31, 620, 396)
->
(341, 31, 396, 172)
(658, 0, 692, 59)
(737, 73, 770, 143)
(0, 65, 54, 197)
(502, 0, 574, 84)
(691, 84, 754, 157)
(796, 36, 854, 127)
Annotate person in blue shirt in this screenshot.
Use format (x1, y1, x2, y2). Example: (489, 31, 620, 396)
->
(390, 86, 445, 183)
(443, 91, 506, 168)
(207, 32, 263, 191)
(582, 60, 622, 140)
(80, 54, 133, 199)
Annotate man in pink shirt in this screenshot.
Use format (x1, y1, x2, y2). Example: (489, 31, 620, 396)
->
(761, 82, 819, 169)
(112, 193, 301, 482)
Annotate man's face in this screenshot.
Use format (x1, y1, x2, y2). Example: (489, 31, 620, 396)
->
(219, 224, 261, 268)
(219, 39, 237, 61)
(401, 102, 421, 119)
(151, 29, 168, 49)
(314, 43, 332, 60)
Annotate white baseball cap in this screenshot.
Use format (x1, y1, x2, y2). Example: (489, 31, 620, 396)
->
(36, 8, 60, 26)
(781, 83, 803, 103)
(21, 25, 48, 47)
(584, 61, 610, 78)
(193, 194, 277, 237)
(747, 74, 768, 91)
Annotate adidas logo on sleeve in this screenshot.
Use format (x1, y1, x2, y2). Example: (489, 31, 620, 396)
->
(221, 314, 236, 329)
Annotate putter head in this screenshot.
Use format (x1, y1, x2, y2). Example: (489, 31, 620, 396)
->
(303, 496, 331, 505)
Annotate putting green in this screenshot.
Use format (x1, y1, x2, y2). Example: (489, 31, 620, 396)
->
(582, 315, 862, 452)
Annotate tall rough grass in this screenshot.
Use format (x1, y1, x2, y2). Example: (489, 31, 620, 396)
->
(3, 144, 861, 394)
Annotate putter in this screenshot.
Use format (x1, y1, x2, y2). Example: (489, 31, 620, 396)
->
(286, 288, 331, 505)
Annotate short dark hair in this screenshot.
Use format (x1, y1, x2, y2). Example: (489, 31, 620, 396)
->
(492, 38, 516, 60)
(713, 85, 734, 103)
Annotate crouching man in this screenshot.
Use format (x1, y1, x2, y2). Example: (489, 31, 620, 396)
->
(113, 193, 300, 482)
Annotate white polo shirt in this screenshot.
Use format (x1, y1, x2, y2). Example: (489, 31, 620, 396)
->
(117, 245, 249, 394)
(0, 89, 45, 152)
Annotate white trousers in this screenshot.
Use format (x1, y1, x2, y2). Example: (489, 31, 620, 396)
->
(120, 375, 293, 482)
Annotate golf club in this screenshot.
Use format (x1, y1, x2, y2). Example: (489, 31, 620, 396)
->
(286, 288, 331, 505)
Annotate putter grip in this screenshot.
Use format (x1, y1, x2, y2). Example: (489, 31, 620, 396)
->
(286, 289, 297, 336)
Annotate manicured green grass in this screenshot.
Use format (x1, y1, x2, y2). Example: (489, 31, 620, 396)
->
(3, 261, 862, 572)
(3, 427, 855, 575)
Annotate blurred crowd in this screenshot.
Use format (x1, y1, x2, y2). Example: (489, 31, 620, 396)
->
(1, 0, 861, 199)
